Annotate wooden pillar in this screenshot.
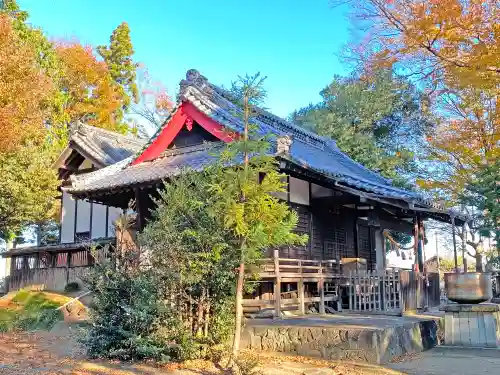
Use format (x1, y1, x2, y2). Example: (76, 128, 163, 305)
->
(273, 248, 281, 318)
(134, 187, 143, 231)
(462, 223, 467, 273)
(413, 217, 419, 271)
(354, 215, 359, 258)
(418, 216, 425, 272)
(298, 279, 305, 315)
(451, 216, 459, 272)
(66, 251, 71, 284)
(9, 256, 15, 275)
(318, 265, 325, 314)
(436, 233, 441, 281)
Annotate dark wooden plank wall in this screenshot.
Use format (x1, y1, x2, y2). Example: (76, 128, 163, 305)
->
(400, 271, 441, 311)
(274, 203, 371, 266)
(358, 223, 375, 271)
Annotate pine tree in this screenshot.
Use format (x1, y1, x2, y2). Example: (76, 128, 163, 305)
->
(98, 22, 139, 123)
(207, 74, 307, 365)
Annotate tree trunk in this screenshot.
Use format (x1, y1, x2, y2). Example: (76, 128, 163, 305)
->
(231, 261, 245, 360)
(476, 253, 484, 272)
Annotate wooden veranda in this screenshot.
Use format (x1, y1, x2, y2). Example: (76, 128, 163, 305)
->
(244, 248, 441, 317)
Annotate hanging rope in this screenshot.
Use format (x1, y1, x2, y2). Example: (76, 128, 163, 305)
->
(383, 230, 414, 260)
(383, 230, 414, 250)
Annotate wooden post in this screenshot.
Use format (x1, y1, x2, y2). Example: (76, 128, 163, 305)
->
(398, 272, 404, 314)
(298, 278, 305, 315)
(381, 271, 386, 311)
(418, 216, 425, 272)
(318, 260, 325, 314)
(318, 278, 325, 314)
(413, 217, 419, 271)
(354, 216, 359, 258)
(65, 251, 71, 284)
(349, 271, 353, 311)
(451, 216, 459, 272)
(298, 260, 305, 315)
(462, 223, 467, 273)
(134, 187, 143, 231)
(273, 249, 281, 319)
(435, 233, 441, 280)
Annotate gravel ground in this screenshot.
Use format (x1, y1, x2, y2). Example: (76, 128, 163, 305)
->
(0, 327, 401, 375)
(387, 346, 500, 375)
(1, 326, 498, 375)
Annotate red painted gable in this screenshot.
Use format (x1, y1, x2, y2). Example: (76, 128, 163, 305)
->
(132, 101, 235, 165)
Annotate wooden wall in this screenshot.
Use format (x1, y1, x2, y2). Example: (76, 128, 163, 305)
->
(8, 266, 90, 292)
(277, 202, 367, 266)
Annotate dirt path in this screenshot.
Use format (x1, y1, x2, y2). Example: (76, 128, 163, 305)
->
(387, 346, 500, 375)
(7, 323, 497, 375)
(0, 326, 403, 375)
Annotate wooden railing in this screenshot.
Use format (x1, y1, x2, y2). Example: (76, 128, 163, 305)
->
(7, 266, 91, 293)
(258, 255, 340, 280)
(346, 270, 442, 314)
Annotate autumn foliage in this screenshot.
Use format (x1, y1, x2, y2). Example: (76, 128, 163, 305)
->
(344, 0, 500, 91)
(54, 43, 123, 132)
(0, 14, 53, 153)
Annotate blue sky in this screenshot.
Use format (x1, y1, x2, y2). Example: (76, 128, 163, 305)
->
(18, 0, 351, 117)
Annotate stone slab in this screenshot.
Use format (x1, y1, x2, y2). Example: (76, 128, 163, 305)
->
(240, 314, 443, 364)
(442, 303, 500, 312)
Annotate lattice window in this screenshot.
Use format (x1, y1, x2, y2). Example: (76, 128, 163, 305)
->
(324, 228, 348, 260)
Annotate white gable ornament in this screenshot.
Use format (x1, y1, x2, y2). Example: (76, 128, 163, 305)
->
(276, 135, 293, 155)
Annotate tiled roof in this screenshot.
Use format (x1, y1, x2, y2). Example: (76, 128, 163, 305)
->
(69, 143, 220, 192)
(69, 122, 146, 166)
(1, 238, 115, 257)
(68, 69, 461, 219)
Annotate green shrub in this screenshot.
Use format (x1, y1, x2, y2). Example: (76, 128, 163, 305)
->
(81, 245, 175, 361)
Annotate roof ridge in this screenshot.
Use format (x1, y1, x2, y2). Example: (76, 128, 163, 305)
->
(140, 141, 221, 164)
(71, 122, 146, 146)
(180, 69, 392, 185)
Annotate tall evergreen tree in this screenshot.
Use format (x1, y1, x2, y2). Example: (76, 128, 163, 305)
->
(98, 22, 139, 123)
(291, 69, 433, 186)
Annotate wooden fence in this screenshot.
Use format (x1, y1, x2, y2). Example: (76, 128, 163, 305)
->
(6, 247, 109, 293)
(399, 271, 440, 311)
(347, 270, 441, 314)
(7, 266, 91, 292)
(347, 270, 402, 314)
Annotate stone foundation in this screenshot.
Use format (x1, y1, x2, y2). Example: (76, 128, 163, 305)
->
(241, 317, 442, 364)
(443, 303, 500, 348)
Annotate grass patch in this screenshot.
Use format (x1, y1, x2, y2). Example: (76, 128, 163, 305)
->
(0, 290, 64, 332)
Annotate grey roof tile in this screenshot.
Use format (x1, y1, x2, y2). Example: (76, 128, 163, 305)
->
(69, 122, 146, 166)
(68, 69, 458, 218)
(70, 143, 219, 192)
